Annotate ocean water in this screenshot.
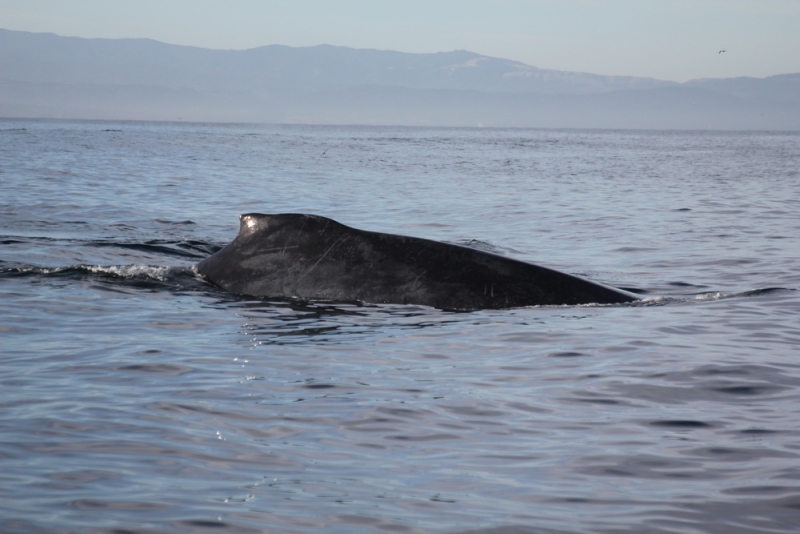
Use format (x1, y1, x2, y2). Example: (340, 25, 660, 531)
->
(1, 119, 799, 533)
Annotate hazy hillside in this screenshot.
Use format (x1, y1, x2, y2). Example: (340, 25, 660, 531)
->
(686, 74, 800, 106)
(1, 29, 798, 129)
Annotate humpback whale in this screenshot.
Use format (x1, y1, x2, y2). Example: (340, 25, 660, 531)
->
(195, 213, 638, 310)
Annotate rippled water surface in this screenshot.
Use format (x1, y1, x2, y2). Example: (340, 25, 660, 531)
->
(2, 119, 799, 533)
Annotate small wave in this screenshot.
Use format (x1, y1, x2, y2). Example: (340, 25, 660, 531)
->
(629, 296, 670, 306)
(694, 287, 791, 301)
(694, 292, 731, 301)
(154, 219, 197, 226)
(90, 239, 215, 259)
(85, 264, 179, 281)
(738, 287, 792, 297)
(2, 232, 218, 260)
(562, 288, 791, 307)
(1, 264, 190, 282)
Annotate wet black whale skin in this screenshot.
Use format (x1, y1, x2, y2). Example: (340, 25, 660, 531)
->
(196, 213, 639, 310)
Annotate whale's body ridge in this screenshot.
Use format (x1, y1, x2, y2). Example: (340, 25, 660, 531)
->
(196, 213, 638, 310)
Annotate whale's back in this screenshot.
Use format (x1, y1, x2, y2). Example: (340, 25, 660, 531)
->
(196, 213, 638, 309)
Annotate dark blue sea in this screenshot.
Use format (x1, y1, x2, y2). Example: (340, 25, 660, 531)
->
(2, 119, 799, 534)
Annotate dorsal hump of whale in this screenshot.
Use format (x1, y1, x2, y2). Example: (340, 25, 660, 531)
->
(196, 213, 638, 310)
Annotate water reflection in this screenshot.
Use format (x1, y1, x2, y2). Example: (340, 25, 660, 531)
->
(228, 298, 466, 346)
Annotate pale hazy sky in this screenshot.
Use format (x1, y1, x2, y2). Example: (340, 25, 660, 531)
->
(2, 0, 798, 82)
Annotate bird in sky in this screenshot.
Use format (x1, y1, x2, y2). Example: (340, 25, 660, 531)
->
(718, 50, 726, 54)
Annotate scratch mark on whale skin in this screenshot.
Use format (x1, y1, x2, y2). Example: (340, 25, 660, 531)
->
(298, 235, 348, 281)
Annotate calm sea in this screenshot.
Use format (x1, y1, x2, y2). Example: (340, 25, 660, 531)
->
(1, 119, 799, 533)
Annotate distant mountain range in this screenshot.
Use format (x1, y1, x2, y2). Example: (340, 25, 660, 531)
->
(1, 29, 798, 129)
